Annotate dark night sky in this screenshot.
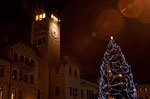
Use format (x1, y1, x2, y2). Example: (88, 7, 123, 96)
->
(0, 0, 150, 84)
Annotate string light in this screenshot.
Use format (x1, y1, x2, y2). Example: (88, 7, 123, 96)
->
(99, 38, 137, 99)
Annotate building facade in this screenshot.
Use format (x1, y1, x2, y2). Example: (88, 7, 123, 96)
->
(0, 42, 40, 99)
(136, 84, 150, 99)
(0, 10, 98, 99)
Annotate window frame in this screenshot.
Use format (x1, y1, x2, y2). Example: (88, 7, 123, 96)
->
(0, 86, 3, 99)
(0, 65, 4, 77)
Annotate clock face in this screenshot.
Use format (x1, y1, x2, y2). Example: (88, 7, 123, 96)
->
(52, 28, 58, 39)
(51, 24, 58, 39)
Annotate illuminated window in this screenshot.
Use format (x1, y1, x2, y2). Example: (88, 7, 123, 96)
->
(36, 15, 38, 21)
(42, 13, 46, 19)
(13, 53, 18, 61)
(12, 70, 17, 80)
(0, 66, 4, 77)
(18, 89, 22, 99)
(51, 14, 59, 22)
(0, 87, 3, 99)
(51, 14, 54, 18)
(55, 86, 60, 96)
(30, 74, 34, 84)
(39, 14, 42, 21)
(11, 89, 16, 99)
(70, 87, 72, 96)
(140, 88, 142, 92)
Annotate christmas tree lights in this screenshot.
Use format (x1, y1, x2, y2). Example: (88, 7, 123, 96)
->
(99, 36, 137, 99)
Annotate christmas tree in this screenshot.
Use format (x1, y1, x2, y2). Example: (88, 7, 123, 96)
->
(99, 36, 137, 99)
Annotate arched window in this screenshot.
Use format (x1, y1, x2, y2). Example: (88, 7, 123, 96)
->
(75, 69, 77, 77)
(25, 57, 29, 65)
(13, 53, 18, 61)
(70, 87, 72, 96)
(0, 87, 3, 99)
(81, 89, 83, 98)
(55, 67, 59, 74)
(30, 74, 34, 84)
(11, 89, 16, 99)
(69, 67, 72, 75)
(20, 55, 24, 62)
(55, 86, 60, 96)
(30, 59, 34, 67)
(12, 70, 17, 80)
(37, 90, 40, 99)
(19, 71, 23, 81)
(18, 89, 22, 99)
(24, 73, 28, 82)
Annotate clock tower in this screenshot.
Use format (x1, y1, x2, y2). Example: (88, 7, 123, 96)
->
(31, 11, 61, 99)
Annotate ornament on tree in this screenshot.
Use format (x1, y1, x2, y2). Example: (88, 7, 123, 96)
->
(99, 36, 137, 99)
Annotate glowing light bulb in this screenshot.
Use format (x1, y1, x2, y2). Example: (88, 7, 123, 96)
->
(118, 74, 122, 78)
(111, 36, 113, 40)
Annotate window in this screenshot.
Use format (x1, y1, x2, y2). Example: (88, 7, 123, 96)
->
(0, 66, 4, 77)
(12, 70, 17, 80)
(70, 87, 72, 96)
(89, 90, 91, 99)
(75, 69, 77, 77)
(81, 89, 83, 98)
(73, 88, 77, 96)
(19, 71, 23, 81)
(35, 39, 37, 46)
(92, 91, 94, 99)
(20, 55, 24, 62)
(30, 59, 34, 67)
(24, 73, 28, 82)
(55, 67, 59, 74)
(30, 74, 34, 84)
(43, 37, 45, 44)
(87, 89, 89, 99)
(55, 86, 60, 96)
(11, 89, 16, 99)
(25, 57, 29, 65)
(38, 38, 42, 45)
(145, 96, 149, 99)
(69, 67, 72, 75)
(13, 53, 18, 61)
(37, 90, 40, 99)
(18, 89, 22, 99)
(0, 87, 3, 99)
